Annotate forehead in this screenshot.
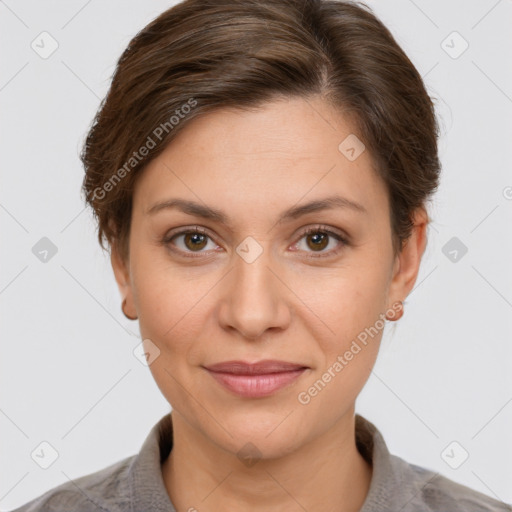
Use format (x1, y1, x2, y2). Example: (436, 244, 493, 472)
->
(133, 96, 388, 221)
(167, 96, 360, 160)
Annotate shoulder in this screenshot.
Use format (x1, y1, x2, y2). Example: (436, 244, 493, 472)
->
(8, 455, 136, 512)
(355, 414, 511, 512)
(393, 455, 512, 512)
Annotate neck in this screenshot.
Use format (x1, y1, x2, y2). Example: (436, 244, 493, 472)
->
(161, 408, 372, 512)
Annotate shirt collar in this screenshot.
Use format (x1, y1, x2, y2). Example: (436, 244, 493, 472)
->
(128, 411, 418, 511)
(129, 412, 175, 511)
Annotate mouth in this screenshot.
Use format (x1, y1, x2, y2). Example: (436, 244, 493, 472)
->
(203, 360, 309, 398)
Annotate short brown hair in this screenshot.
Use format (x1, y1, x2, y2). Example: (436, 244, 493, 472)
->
(81, 0, 441, 262)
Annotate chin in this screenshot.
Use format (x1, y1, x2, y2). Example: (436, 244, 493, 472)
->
(204, 407, 309, 459)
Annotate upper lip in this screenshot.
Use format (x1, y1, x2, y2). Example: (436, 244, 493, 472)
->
(204, 360, 308, 375)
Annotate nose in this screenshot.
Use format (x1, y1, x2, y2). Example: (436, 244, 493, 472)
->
(217, 246, 291, 341)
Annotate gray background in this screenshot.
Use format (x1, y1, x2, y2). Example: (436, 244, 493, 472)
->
(1, 0, 511, 508)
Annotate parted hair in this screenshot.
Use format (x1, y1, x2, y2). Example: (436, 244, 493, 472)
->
(81, 0, 441, 262)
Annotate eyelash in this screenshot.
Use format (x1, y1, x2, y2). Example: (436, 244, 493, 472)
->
(162, 225, 349, 259)
(298, 226, 349, 258)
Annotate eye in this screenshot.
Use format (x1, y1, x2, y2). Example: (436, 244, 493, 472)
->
(162, 224, 349, 259)
(162, 227, 219, 257)
(291, 225, 348, 258)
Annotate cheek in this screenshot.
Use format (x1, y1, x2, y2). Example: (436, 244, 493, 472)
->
(134, 268, 202, 346)
(294, 260, 390, 392)
(130, 246, 183, 343)
(295, 259, 390, 341)
(131, 253, 213, 411)
(294, 272, 387, 417)
(131, 246, 221, 366)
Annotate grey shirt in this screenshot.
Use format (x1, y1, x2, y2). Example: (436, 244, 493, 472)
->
(10, 413, 511, 512)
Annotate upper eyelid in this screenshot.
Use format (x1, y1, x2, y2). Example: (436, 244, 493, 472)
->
(300, 225, 347, 238)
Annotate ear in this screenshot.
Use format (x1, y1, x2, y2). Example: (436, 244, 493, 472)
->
(111, 241, 136, 318)
(387, 207, 428, 307)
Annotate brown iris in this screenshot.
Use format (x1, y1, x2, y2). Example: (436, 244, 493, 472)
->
(184, 232, 208, 251)
(306, 232, 328, 251)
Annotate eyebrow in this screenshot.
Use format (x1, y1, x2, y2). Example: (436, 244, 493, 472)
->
(146, 195, 367, 227)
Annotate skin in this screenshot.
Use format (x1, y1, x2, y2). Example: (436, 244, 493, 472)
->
(111, 95, 427, 512)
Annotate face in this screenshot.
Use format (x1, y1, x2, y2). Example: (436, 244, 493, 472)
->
(112, 96, 426, 457)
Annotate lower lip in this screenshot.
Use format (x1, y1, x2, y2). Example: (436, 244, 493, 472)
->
(206, 368, 307, 398)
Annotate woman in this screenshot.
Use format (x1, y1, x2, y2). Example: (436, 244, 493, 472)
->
(12, 0, 510, 510)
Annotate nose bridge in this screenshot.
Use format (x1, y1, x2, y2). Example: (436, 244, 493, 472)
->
(235, 245, 275, 299)
(218, 240, 290, 339)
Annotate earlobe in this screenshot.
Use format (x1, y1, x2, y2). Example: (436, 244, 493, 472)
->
(121, 297, 138, 321)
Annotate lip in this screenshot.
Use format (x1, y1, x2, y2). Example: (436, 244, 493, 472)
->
(204, 360, 309, 398)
